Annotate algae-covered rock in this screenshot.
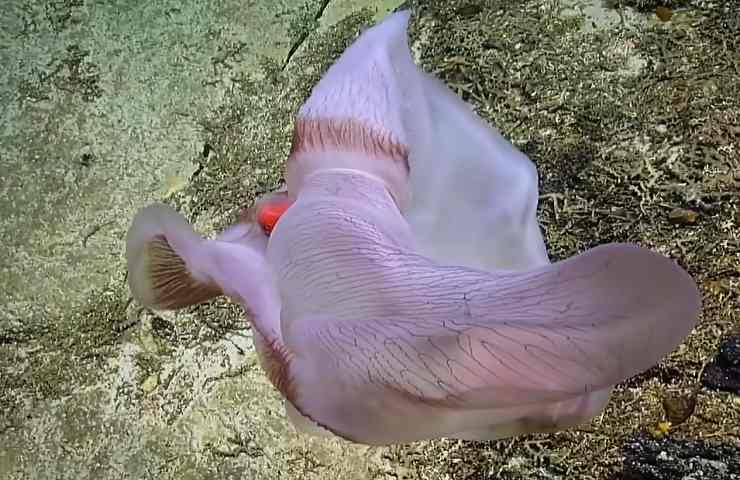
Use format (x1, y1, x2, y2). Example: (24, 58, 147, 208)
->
(622, 432, 740, 480)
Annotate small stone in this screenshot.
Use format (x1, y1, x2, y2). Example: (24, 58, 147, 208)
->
(655, 7, 673, 22)
(141, 374, 159, 394)
(661, 389, 697, 425)
(668, 208, 699, 225)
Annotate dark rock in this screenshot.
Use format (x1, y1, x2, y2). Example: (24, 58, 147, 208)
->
(701, 335, 740, 394)
(621, 432, 740, 480)
(455, 4, 483, 17)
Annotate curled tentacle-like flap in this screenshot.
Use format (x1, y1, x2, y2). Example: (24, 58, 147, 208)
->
(125, 203, 281, 333)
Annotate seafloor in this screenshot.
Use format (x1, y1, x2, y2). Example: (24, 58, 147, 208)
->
(0, 0, 738, 479)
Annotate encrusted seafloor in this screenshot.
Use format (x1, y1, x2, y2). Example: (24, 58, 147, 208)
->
(1, 1, 738, 479)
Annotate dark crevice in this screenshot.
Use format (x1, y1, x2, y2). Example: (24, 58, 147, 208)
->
(282, 0, 333, 70)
